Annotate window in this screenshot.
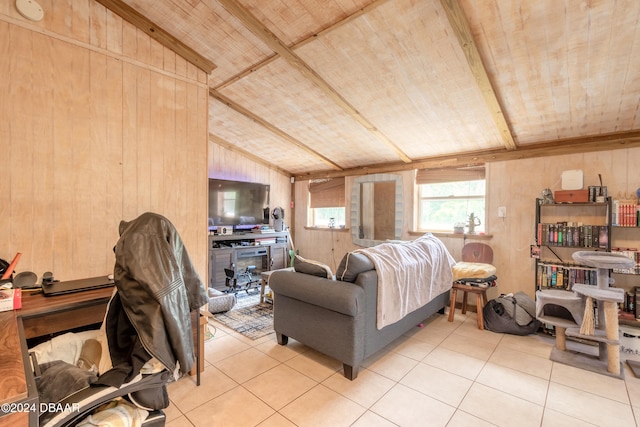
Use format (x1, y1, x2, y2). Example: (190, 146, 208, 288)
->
(221, 191, 237, 219)
(311, 207, 346, 228)
(308, 178, 346, 227)
(416, 167, 486, 233)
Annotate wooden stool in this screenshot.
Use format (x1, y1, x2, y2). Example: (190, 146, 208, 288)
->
(448, 282, 489, 329)
(448, 244, 496, 330)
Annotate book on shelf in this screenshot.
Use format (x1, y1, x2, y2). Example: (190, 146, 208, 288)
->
(598, 226, 608, 249)
(537, 261, 598, 290)
(255, 237, 277, 245)
(585, 225, 592, 247)
(623, 290, 636, 315)
(537, 223, 609, 247)
(611, 248, 640, 274)
(612, 200, 640, 227)
(537, 223, 542, 245)
(252, 228, 276, 234)
(619, 310, 636, 321)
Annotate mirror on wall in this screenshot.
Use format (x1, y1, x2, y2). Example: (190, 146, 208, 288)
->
(351, 174, 403, 247)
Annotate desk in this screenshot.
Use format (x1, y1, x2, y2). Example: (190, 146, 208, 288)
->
(20, 286, 115, 340)
(0, 284, 115, 427)
(1, 280, 205, 426)
(20, 283, 204, 377)
(0, 311, 38, 427)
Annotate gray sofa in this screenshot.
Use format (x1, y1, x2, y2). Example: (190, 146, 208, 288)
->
(269, 253, 450, 380)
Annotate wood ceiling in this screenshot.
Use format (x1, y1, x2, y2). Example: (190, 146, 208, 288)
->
(104, 0, 640, 179)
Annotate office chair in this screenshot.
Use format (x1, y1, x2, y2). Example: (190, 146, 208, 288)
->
(35, 212, 208, 427)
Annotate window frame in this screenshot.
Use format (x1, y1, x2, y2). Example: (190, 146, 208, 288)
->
(309, 206, 346, 228)
(307, 178, 346, 228)
(415, 168, 487, 233)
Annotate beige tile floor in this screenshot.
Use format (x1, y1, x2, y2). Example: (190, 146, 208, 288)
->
(166, 311, 640, 427)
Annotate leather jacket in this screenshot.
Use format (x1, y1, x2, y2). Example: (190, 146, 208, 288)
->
(111, 212, 208, 379)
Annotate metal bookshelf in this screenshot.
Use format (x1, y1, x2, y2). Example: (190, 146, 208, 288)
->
(534, 197, 611, 292)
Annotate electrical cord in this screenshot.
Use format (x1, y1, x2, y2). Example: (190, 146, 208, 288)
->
(330, 228, 338, 272)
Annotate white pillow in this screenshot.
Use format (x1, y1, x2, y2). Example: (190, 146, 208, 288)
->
(30, 330, 99, 366)
(293, 255, 334, 279)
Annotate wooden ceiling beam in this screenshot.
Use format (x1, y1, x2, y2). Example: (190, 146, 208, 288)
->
(214, 0, 392, 91)
(208, 133, 291, 177)
(293, 130, 640, 180)
(439, 0, 517, 151)
(217, 0, 412, 164)
(295, 0, 392, 49)
(215, 53, 279, 91)
(95, 0, 216, 73)
(210, 89, 343, 171)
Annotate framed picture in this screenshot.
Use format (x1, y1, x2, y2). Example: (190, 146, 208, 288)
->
(530, 245, 540, 259)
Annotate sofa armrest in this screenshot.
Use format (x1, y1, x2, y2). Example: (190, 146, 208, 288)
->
(269, 271, 364, 317)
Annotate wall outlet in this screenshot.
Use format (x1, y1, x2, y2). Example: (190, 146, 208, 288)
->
(498, 206, 507, 218)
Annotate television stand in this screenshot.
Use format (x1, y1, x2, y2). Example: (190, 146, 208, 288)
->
(224, 266, 261, 293)
(208, 231, 290, 291)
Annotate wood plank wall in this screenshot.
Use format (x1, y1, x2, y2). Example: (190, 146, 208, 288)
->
(483, 148, 640, 299)
(295, 148, 640, 299)
(294, 170, 415, 272)
(0, 2, 209, 281)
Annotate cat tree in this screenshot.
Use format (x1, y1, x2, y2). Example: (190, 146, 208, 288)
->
(536, 251, 634, 378)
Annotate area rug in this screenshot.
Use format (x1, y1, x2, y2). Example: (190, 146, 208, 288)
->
(234, 289, 262, 309)
(211, 291, 274, 340)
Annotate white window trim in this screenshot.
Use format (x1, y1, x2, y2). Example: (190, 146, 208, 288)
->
(416, 180, 486, 233)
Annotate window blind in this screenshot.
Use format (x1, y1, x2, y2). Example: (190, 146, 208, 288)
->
(308, 178, 345, 208)
(415, 166, 485, 184)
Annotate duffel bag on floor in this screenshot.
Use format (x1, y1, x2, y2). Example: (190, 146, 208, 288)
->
(483, 292, 541, 335)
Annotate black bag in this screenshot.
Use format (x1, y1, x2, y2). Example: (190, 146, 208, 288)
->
(483, 294, 541, 335)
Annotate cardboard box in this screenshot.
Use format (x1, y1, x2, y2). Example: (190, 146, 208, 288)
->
(0, 288, 22, 312)
(554, 189, 589, 203)
(620, 325, 640, 361)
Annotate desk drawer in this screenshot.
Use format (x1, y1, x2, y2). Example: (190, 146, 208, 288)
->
(22, 303, 106, 339)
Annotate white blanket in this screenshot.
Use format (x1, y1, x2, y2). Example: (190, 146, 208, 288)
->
(355, 234, 456, 329)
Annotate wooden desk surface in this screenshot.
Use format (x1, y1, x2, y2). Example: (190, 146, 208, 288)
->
(0, 311, 27, 405)
(0, 309, 34, 427)
(21, 286, 115, 317)
(1, 280, 205, 426)
(0, 284, 115, 425)
(20, 285, 115, 340)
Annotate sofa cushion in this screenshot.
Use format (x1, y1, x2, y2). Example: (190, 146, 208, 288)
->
(269, 271, 363, 316)
(336, 252, 374, 282)
(452, 262, 496, 280)
(293, 255, 333, 278)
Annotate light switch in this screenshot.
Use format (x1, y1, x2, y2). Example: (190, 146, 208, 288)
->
(498, 206, 507, 218)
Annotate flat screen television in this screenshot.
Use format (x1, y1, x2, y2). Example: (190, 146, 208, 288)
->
(208, 179, 270, 230)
